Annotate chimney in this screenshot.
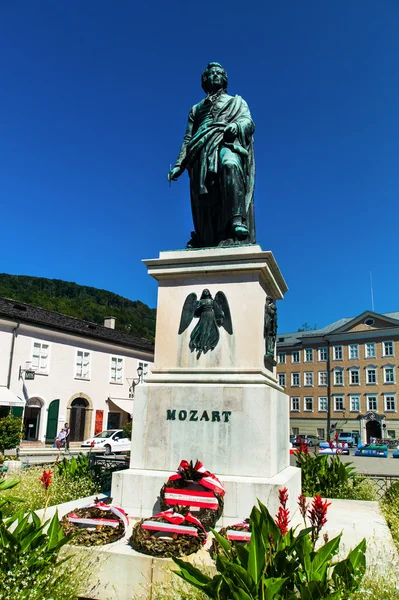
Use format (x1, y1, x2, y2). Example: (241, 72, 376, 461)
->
(104, 316, 116, 329)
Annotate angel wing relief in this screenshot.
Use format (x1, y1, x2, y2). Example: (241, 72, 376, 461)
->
(178, 289, 233, 358)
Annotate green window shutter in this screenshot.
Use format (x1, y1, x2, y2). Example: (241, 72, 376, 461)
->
(11, 406, 23, 418)
(45, 399, 60, 444)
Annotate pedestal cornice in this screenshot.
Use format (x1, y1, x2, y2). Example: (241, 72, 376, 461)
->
(143, 245, 288, 300)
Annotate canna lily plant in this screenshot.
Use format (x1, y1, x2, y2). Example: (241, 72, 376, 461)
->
(173, 490, 366, 600)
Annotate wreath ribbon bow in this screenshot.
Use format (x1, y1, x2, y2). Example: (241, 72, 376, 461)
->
(170, 460, 225, 497)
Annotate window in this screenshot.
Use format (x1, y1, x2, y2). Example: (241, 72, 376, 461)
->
(333, 345, 343, 360)
(383, 341, 394, 357)
(291, 397, 300, 411)
(304, 372, 314, 386)
(292, 351, 300, 363)
(318, 347, 328, 361)
(292, 427, 299, 435)
(350, 395, 360, 412)
(349, 368, 360, 385)
(384, 365, 395, 384)
(384, 394, 396, 412)
(366, 366, 377, 384)
(317, 428, 325, 440)
(304, 397, 313, 411)
(277, 352, 286, 364)
(318, 396, 328, 412)
(110, 356, 123, 383)
(365, 342, 376, 358)
(138, 361, 149, 379)
(291, 372, 300, 387)
(387, 430, 396, 439)
(334, 396, 344, 411)
(32, 342, 50, 374)
(364, 318, 375, 326)
(333, 368, 344, 386)
(367, 395, 378, 411)
(75, 350, 91, 379)
(304, 348, 314, 362)
(349, 344, 359, 360)
(318, 371, 328, 386)
(278, 373, 286, 387)
(107, 412, 121, 429)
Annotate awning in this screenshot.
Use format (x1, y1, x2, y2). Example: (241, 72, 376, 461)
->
(0, 387, 26, 408)
(107, 397, 133, 416)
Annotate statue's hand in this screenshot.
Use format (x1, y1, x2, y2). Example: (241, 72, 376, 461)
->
(168, 166, 184, 182)
(224, 123, 238, 142)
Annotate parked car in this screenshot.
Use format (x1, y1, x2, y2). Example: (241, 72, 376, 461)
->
(81, 429, 131, 454)
(293, 434, 319, 447)
(337, 432, 357, 448)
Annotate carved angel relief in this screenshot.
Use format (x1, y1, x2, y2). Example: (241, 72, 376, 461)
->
(178, 289, 233, 357)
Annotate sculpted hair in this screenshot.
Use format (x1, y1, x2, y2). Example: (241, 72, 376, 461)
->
(201, 62, 228, 94)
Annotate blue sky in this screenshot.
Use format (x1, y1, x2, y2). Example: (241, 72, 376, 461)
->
(1, 1, 398, 333)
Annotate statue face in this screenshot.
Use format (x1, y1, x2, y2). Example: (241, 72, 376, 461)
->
(202, 64, 228, 94)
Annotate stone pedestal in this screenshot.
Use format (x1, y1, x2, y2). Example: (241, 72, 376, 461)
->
(112, 245, 301, 523)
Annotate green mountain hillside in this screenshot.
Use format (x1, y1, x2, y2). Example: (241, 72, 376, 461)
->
(0, 274, 156, 341)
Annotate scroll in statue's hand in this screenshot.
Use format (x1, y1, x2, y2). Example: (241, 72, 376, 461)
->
(168, 166, 185, 182)
(223, 123, 238, 142)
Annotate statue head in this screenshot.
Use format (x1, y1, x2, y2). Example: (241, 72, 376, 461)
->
(201, 289, 212, 299)
(201, 62, 228, 94)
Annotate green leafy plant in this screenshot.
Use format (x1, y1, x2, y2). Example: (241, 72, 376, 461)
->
(380, 481, 399, 552)
(123, 418, 132, 440)
(0, 477, 21, 510)
(173, 491, 366, 600)
(55, 453, 92, 479)
(296, 444, 361, 498)
(1, 465, 98, 517)
(0, 414, 23, 453)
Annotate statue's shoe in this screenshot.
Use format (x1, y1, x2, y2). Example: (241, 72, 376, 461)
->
(233, 224, 249, 240)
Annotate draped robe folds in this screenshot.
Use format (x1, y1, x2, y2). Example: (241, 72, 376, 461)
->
(175, 94, 256, 248)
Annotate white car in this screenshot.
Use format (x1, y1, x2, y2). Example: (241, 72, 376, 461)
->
(81, 429, 131, 454)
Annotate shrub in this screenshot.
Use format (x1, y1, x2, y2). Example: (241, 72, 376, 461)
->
(1, 465, 99, 517)
(0, 414, 23, 453)
(296, 446, 365, 498)
(381, 482, 399, 552)
(173, 492, 366, 600)
(123, 419, 132, 439)
(0, 550, 97, 600)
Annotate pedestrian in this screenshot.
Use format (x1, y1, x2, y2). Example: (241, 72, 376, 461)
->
(54, 428, 66, 449)
(64, 422, 71, 450)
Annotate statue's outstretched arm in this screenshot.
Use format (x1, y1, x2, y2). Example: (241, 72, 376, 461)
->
(169, 107, 195, 181)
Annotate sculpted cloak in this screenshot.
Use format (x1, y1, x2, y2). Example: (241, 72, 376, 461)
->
(175, 93, 256, 248)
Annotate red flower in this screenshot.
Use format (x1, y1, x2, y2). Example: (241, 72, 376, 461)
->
(278, 487, 288, 509)
(297, 493, 308, 521)
(275, 506, 290, 536)
(90, 441, 95, 448)
(328, 439, 335, 450)
(39, 469, 53, 490)
(334, 431, 339, 442)
(298, 441, 309, 455)
(308, 494, 331, 543)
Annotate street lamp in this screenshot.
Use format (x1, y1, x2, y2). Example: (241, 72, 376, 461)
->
(128, 365, 144, 398)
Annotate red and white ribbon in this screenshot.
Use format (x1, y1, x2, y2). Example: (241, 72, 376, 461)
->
(225, 522, 251, 542)
(84, 501, 129, 530)
(143, 508, 207, 543)
(141, 521, 198, 537)
(169, 460, 225, 497)
(163, 487, 219, 510)
(68, 514, 120, 528)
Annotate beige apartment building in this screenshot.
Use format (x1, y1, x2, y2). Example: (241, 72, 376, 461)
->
(277, 310, 399, 444)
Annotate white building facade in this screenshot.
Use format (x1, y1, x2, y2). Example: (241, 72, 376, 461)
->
(0, 297, 154, 444)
